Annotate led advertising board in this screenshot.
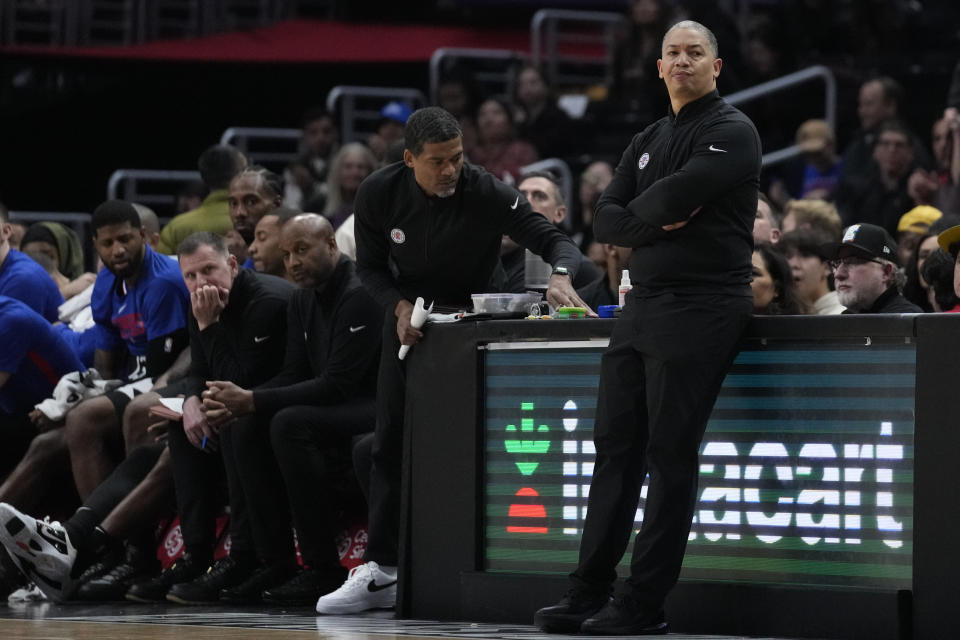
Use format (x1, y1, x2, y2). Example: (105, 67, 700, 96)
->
(485, 338, 914, 590)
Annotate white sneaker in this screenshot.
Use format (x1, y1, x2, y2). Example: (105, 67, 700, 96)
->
(0, 503, 77, 602)
(315, 561, 397, 615)
(8, 582, 46, 603)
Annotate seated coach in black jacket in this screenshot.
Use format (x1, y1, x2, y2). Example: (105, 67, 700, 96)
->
(201, 214, 383, 606)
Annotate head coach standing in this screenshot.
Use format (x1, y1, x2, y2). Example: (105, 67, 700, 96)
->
(316, 106, 590, 614)
(536, 21, 761, 635)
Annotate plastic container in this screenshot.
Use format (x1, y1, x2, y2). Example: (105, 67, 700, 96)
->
(556, 306, 587, 319)
(472, 292, 543, 314)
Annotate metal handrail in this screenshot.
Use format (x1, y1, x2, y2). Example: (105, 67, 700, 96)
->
(519, 157, 574, 232)
(429, 47, 528, 105)
(724, 65, 837, 168)
(326, 85, 427, 144)
(8, 210, 91, 236)
(530, 9, 628, 88)
(220, 126, 302, 167)
(106, 169, 202, 211)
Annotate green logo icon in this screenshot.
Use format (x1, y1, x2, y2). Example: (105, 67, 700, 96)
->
(505, 402, 550, 475)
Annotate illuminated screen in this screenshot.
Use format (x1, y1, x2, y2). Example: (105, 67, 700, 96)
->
(484, 338, 914, 590)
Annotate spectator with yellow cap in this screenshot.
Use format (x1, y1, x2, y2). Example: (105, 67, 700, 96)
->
(896, 204, 942, 266)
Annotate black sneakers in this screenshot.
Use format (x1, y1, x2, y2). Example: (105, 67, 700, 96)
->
(77, 545, 158, 601)
(580, 594, 668, 635)
(220, 562, 298, 604)
(534, 587, 611, 633)
(74, 546, 125, 589)
(166, 555, 258, 604)
(78, 560, 158, 601)
(262, 565, 348, 606)
(125, 553, 206, 602)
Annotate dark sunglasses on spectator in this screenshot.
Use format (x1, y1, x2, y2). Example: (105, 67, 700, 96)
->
(829, 256, 884, 270)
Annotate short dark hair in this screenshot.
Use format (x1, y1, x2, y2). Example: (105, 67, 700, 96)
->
(920, 249, 959, 311)
(663, 20, 719, 58)
(519, 170, 565, 207)
(178, 231, 228, 259)
(92, 200, 141, 233)
(877, 119, 912, 144)
(404, 107, 462, 156)
(198, 144, 246, 191)
(231, 165, 284, 199)
(177, 179, 208, 200)
(272, 206, 301, 227)
(758, 192, 782, 228)
(301, 107, 335, 129)
(778, 228, 835, 260)
(868, 76, 904, 111)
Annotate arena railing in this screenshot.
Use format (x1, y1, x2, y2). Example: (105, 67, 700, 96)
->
(325, 86, 427, 145)
(220, 126, 303, 172)
(106, 169, 202, 216)
(428, 47, 529, 106)
(3, 0, 80, 46)
(725, 65, 837, 168)
(8, 210, 90, 242)
(529, 9, 629, 90)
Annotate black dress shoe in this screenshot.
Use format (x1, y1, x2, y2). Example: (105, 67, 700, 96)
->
(219, 562, 298, 604)
(580, 595, 668, 635)
(534, 588, 611, 633)
(125, 553, 207, 602)
(166, 555, 258, 604)
(262, 565, 348, 606)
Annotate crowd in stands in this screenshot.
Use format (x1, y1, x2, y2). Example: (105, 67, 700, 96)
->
(2, 0, 960, 620)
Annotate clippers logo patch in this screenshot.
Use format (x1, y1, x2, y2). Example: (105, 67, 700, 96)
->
(638, 153, 650, 170)
(390, 228, 406, 244)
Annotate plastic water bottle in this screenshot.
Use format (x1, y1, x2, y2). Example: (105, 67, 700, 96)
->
(618, 269, 632, 307)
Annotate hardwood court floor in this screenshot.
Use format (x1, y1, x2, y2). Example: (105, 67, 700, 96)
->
(0, 603, 805, 640)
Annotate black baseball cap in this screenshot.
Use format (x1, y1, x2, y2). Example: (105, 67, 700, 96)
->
(821, 223, 899, 266)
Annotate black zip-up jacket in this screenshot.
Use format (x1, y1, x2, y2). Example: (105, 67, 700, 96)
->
(354, 160, 583, 310)
(252, 256, 382, 413)
(181, 268, 294, 398)
(595, 90, 761, 296)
